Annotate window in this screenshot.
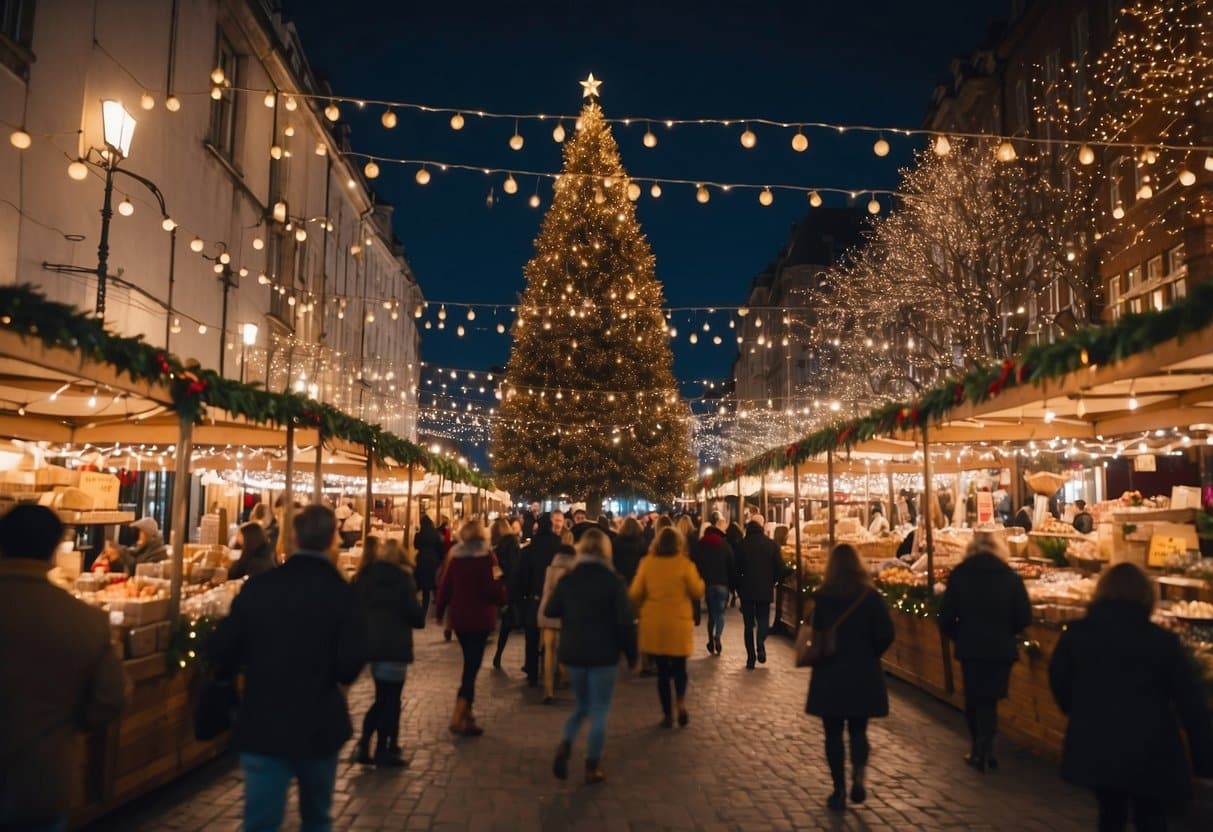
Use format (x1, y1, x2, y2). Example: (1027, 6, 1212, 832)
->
(1126, 265, 1142, 290)
(1146, 255, 1164, 282)
(1168, 244, 1187, 299)
(1015, 79, 1029, 131)
(0, 0, 36, 80)
(1107, 275, 1121, 319)
(208, 31, 239, 159)
(1072, 11, 1089, 110)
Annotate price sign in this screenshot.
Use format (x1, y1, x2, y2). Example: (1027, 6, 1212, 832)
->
(976, 491, 994, 524)
(1147, 535, 1188, 567)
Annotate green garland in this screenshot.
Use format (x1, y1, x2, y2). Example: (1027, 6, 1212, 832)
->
(166, 614, 219, 675)
(0, 285, 491, 489)
(698, 280, 1213, 491)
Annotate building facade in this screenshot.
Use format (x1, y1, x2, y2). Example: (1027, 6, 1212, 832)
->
(0, 0, 422, 437)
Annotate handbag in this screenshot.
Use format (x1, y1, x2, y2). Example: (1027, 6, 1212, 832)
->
(194, 676, 238, 741)
(795, 589, 869, 668)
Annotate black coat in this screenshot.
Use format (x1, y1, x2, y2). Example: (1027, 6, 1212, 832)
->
(544, 556, 637, 668)
(806, 589, 895, 718)
(208, 553, 366, 757)
(692, 527, 734, 589)
(937, 553, 1031, 662)
(1049, 600, 1213, 802)
(612, 532, 647, 586)
(495, 535, 523, 605)
(570, 521, 597, 542)
(229, 542, 275, 581)
(413, 525, 442, 591)
(520, 510, 538, 541)
(353, 560, 425, 663)
(517, 530, 560, 599)
(735, 525, 790, 603)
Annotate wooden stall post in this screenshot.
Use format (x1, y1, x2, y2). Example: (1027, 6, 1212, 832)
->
(404, 461, 415, 553)
(921, 423, 935, 589)
(887, 470, 897, 525)
(736, 476, 743, 524)
(760, 471, 768, 521)
(281, 421, 295, 558)
(312, 433, 324, 503)
(168, 414, 193, 622)
(826, 447, 837, 548)
(792, 460, 803, 608)
(364, 447, 374, 542)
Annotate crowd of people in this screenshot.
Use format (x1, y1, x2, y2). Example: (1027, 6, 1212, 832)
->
(2, 501, 1211, 832)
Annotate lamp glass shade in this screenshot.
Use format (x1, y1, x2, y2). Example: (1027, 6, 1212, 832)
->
(101, 100, 136, 159)
(241, 323, 259, 346)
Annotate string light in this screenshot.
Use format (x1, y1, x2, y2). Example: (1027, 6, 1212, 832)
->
(164, 95, 181, 112)
(450, 112, 465, 130)
(873, 136, 890, 157)
(9, 129, 31, 149)
(380, 109, 397, 129)
(791, 131, 809, 152)
(553, 122, 566, 143)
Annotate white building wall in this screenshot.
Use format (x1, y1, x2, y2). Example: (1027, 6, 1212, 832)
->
(0, 0, 420, 439)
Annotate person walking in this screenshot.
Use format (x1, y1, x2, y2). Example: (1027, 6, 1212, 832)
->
(612, 516, 647, 587)
(434, 520, 505, 736)
(1049, 563, 1213, 831)
(692, 512, 734, 656)
(490, 517, 523, 670)
(806, 544, 895, 813)
(546, 529, 638, 784)
(629, 527, 705, 728)
(208, 504, 366, 832)
(937, 539, 1032, 772)
(351, 536, 425, 767)
(0, 505, 127, 831)
(230, 521, 277, 581)
(734, 515, 791, 669)
(537, 543, 576, 704)
(517, 512, 563, 687)
(412, 514, 442, 620)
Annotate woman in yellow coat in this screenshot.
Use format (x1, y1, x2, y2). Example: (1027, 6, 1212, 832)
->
(629, 526, 706, 728)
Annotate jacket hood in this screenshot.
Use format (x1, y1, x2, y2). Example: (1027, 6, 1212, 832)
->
(450, 539, 492, 558)
(701, 527, 726, 545)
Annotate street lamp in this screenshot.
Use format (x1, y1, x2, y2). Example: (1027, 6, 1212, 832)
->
(94, 100, 136, 316)
(240, 323, 258, 383)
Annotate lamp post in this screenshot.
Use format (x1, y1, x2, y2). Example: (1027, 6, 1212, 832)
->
(96, 101, 137, 316)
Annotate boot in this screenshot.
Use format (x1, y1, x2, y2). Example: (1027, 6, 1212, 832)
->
(585, 758, 606, 785)
(676, 699, 689, 728)
(374, 733, 407, 768)
(827, 764, 846, 812)
(850, 764, 867, 804)
(552, 740, 571, 780)
(449, 697, 468, 735)
(461, 704, 485, 737)
(351, 734, 373, 765)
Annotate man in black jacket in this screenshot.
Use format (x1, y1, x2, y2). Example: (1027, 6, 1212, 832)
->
(515, 512, 564, 686)
(209, 505, 366, 831)
(692, 513, 734, 656)
(734, 516, 791, 669)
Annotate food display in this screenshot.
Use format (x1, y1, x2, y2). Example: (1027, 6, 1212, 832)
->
(1168, 600, 1213, 622)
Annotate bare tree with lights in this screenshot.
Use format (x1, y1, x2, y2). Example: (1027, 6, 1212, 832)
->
(491, 78, 695, 512)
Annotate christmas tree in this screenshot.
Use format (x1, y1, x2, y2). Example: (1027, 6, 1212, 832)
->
(491, 78, 694, 513)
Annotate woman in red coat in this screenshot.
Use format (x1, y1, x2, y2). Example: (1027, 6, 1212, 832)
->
(435, 520, 504, 736)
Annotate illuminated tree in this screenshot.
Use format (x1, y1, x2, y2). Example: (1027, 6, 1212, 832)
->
(491, 95, 694, 512)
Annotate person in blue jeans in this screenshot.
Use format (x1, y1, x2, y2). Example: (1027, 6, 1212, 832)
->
(209, 505, 366, 831)
(692, 513, 735, 655)
(543, 529, 638, 784)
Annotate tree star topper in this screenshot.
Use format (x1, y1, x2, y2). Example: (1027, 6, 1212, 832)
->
(579, 73, 603, 99)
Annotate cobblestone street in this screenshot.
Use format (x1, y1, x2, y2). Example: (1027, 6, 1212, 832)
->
(90, 607, 1115, 831)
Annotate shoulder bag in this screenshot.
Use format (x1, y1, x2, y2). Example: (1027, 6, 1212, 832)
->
(795, 588, 869, 668)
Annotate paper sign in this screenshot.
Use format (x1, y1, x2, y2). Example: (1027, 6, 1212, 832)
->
(1134, 454, 1157, 472)
(976, 492, 994, 524)
(78, 471, 120, 510)
(1147, 535, 1188, 567)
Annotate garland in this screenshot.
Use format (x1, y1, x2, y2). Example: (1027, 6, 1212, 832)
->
(698, 280, 1213, 491)
(166, 614, 219, 675)
(0, 285, 490, 489)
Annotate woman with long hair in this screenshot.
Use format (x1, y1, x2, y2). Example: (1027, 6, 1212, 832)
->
(229, 521, 275, 581)
(1049, 563, 1213, 830)
(806, 544, 894, 813)
(435, 520, 505, 736)
(413, 514, 442, 620)
(629, 527, 704, 728)
(352, 536, 425, 766)
(612, 516, 647, 586)
(490, 517, 522, 670)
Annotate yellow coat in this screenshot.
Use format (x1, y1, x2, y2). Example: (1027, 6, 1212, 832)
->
(629, 554, 705, 657)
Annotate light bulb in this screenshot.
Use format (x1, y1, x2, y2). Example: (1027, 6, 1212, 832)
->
(210, 86, 222, 101)
(258, 273, 270, 285)
(450, 112, 465, 130)
(139, 92, 155, 110)
(190, 237, 204, 253)
(1140, 148, 1157, 165)
(643, 130, 657, 148)
(996, 140, 1017, 162)
(115, 197, 134, 217)
(295, 227, 307, 242)
(284, 96, 298, 111)
(270, 144, 283, 160)
(1205, 155, 1213, 172)
(689, 333, 698, 344)
(808, 190, 823, 207)
(364, 161, 380, 179)
(1078, 144, 1095, 165)
(1178, 168, 1196, 186)
(165, 95, 181, 112)
(1112, 203, 1125, 220)
(650, 183, 662, 198)
(1137, 183, 1152, 200)
(740, 127, 757, 148)
(503, 175, 518, 194)
(284, 126, 295, 137)
(552, 122, 566, 142)
(198, 324, 207, 334)
(758, 188, 774, 206)
(867, 196, 880, 214)
(696, 185, 710, 204)
(457, 325, 465, 337)
(380, 109, 397, 129)
(67, 160, 88, 180)
(252, 236, 264, 250)
(497, 322, 506, 333)
(1128, 394, 1138, 410)
(791, 132, 809, 152)
(627, 182, 641, 201)
(529, 193, 540, 208)
(9, 129, 31, 149)
(509, 132, 524, 151)
(161, 217, 176, 231)
(261, 90, 276, 108)
(1043, 408, 1055, 424)
(873, 137, 890, 157)
(314, 142, 327, 156)
(467, 308, 476, 321)
(933, 135, 951, 156)
(324, 102, 340, 121)
(210, 67, 225, 84)
(415, 167, 431, 185)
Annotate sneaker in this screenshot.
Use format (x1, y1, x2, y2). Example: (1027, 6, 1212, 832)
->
(553, 740, 570, 780)
(585, 760, 606, 785)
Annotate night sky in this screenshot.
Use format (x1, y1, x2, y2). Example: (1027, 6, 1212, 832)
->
(284, 0, 1005, 457)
